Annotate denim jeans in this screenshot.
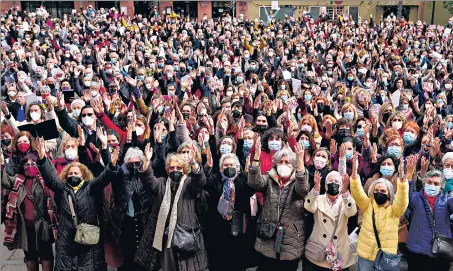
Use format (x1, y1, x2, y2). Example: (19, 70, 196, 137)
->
(358, 256, 375, 271)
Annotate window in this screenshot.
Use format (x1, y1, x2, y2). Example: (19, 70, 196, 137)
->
(259, 6, 295, 24)
(21, 1, 42, 13)
(21, 1, 74, 17)
(326, 6, 344, 21)
(212, 1, 232, 18)
(309, 7, 320, 20)
(348, 6, 359, 22)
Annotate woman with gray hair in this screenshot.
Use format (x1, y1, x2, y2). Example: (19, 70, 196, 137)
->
(350, 153, 409, 270)
(304, 170, 357, 271)
(204, 153, 256, 271)
(248, 135, 308, 271)
(405, 169, 453, 271)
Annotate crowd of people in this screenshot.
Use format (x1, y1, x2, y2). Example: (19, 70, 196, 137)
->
(1, 4, 453, 271)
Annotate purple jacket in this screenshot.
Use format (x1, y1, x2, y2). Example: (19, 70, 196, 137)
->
(406, 189, 453, 257)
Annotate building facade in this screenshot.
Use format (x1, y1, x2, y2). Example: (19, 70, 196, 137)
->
(1, 1, 451, 25)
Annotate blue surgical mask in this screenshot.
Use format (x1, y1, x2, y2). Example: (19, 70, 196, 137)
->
(446, 122, 453, 129)
(402, 104, 408, 110)
(425, 184, 440, 197)
(387, 146, 402, 158)
(300, 139, 310, 148)
(158, 63, 164, 68)
(344, 112, 354, 120)
(356, 128, 364, 137)
(403, 132, 416, 144)
(237, 77, 243, 83)
(220, 144, 233, 154)
(157, 106, 164, 113)
(268, 140, 282, 151)
(281, 95, 287, 102)
(137, 75, 145, 81)
(437, 99, 444, 106)
(161, 134, 167, 141)
(345, 150, 353, 160)
(243, 139, 253, 150)
(380, 165, 395, 177)
(304, 94, 312, 101)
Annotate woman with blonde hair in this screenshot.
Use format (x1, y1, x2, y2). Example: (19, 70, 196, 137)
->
(300, 114, 321, 144)
(378, 102, 395, 128)
(385, 111, 407, 135)
(351, 88, 371, 118)
(35, 136, 120, 271)
(339, 103, 358, 123)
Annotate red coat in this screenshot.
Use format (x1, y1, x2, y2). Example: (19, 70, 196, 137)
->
(96, 112, 127, 146)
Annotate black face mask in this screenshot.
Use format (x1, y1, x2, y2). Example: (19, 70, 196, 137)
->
(180, 67, 186, 73)
(232, 110, 241, 118)
(170, 170, 183, 182)
(67, 176, 82, 187)
(1, 139, 11, 147)
(337, 128, 350, 137)
(382, 112, 391, 123)
(182, 113, 190, 120)
(48, 84, 55, 89)
(200, 72, 205, 77)
(327, 183, 340, 196)
(254, 125, 268, 133)
(321, 86, 328, 92)
(374, 192, 388, 205)
(223, 167, 237, 178)
(318, 104, 325, 112)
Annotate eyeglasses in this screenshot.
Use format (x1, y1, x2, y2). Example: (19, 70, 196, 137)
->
(25, 163, 36, 167)
(356, 125, 364, 129)
(81, 113, 94, 117)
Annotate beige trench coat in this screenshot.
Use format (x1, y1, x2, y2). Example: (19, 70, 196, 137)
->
(304, 191, 358, 269)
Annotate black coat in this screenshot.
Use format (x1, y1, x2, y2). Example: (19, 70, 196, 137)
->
(134, 166, 209, 271)
(204, 172, 257, 271)
(37, 158, 117, 271)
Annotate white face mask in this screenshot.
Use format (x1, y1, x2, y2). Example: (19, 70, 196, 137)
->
(146, 83, 152, 89)
(84, 81, 91, 87)
(91, 90, 98, 97)
(445, 84, 452, 90)
(314, 156, 327, 169)
(277, 164, 292, 178)
(392, 121, 402, 130)
(135, 126, 145, 136)
(65, 148, 78, 161)
(301, 125, 313, 133)
(72, 109, 81, 118)
(8, 91, 16, 97)
(30, 112, 41, 121)
(443, 168, 453, 180)
(82, 116, 95, 127)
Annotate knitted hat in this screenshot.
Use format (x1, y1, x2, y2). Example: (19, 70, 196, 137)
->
(71, 99, 86, 110)
(442, 152, 453, 164)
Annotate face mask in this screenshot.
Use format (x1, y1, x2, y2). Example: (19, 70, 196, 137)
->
(8, 91, 16, 97)
(223, 167, 237, 178)
(337, 128, 350, 137)
(343, 112, 354, 120)
(106, 69, 113, 74)
(91, 90, 98, 97)
(243, 139, 253, 150)
(65, 149, 78, 161)
(17, 142, 30, 153)
(314, 156, 327, 169)
(445, 84, 452, 90)
(301, 125, 312, 133)
(356, 128, 364, 137)
(382, 112, 391, 123)
(84, 81, 91, 87)
(446, 122, 453, 129)
(374, 192, 388, 205)
(30, 112, 41, 121)
(169, 170, 183, 182)
(321, 86, 328, 92)
(254, 125, 268, 133)
(281, 95, 287, 102)
(347, 76, 354, 81)
(387, 146, 402, 158)
(1, 139, 11, 147)
(318, 104, 325, 112)
(443, 168, 453, 180)
(345, 150, 353, 160)
(327, 183, 340, 196)
(82, 116, 95, 127)
(67, 176, 82, 187)
(146, 83, 152, 89)
(135, 127, 145, 136)
(24, 165, 39, 177)
(280, 84, 286, 90)
(161, 134, 167, 141)
(158, 63, 164, 69)
(182, 113, 190, 120)
(220, 144, 233, 154)
(237, 77, 243, 83)
(72, 109, 81, 118)
(402, 104, 408, 110)
(305, 94, 312, 101)
(380, 166, 395, 177)
(392, 121, 402, 130)
(157, 106, 164, 113)
(232, 110, 241, 118)
(301, 139, 310, 148)
(277, 164, 292, 178)
(437, 99, 444, 106)
(425, 184, 440, 197)
(403, 132, 416, 144)
(268, 140, 282, 151)
(137, 76, 145, 81)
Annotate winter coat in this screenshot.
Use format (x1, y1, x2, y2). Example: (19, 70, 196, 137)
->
(247, 166, 309, 261)
(1, 171, 52, 251)
(37, 157, 117, 271)
(204, 172, 257, 270)
(134, 166, 209, 271)
(350, 176, 409, 261)
(406, 189, 453, 257)
(304, 192, 358, 268)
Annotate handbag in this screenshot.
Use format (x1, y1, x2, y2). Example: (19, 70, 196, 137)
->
(172, 222, 202, 253)
(423, 197, 453, 261)
(24, 184, 52, 242)
(372, 208, 400, 271)
(256, 187, 290, 240)
(68, 195, 100, 245)
(305, 205, 343, 262)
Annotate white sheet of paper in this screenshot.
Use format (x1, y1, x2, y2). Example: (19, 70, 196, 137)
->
(120, 6, 127, 15)
(271, 1, 279, 10)
(25, 93, 38, 105)
(291, 78, 301, 95)
(282, 70, 291, 80)
(443, 28, 451, 37)
(391, 90, 401, 108)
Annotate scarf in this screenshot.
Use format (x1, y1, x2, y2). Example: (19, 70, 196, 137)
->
(152, 175, 187, 251)
(218, 178, 235, 220)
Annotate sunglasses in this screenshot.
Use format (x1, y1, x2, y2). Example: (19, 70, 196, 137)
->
(81, 113, 94, 117)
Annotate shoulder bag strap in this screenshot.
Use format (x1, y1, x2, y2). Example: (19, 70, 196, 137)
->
(329, 204, 343, 242)
(372, 208, 382, 249)
(277, 187, 291, 224)
(422, 194, 436, 239)
(67, 195, 78, 226)
(23, 181, 44, 220)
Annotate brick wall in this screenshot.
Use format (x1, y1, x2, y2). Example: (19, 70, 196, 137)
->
(197, 1, 212, 21)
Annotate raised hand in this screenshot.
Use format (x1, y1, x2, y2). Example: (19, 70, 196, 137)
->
(339, 143, 346, 159)
(351, 152, 358, 180)
(253, 134, 261, 161)
(96, 128, 107, 149)
(37, 137, 46, 160)
(325, 120, 333, 139)
(314, 171, 321, 192)
(1, 102, 10, 116)
(56, 91, 65, 110)
(238, 117, 245, 139)
(111, 148, 120, 166)
(295, 142, 305, 172)
(330, 139, 337, 155)
(398, 156, 406, 181)
(430, 138, 441, 157)
(154, 123, 163, 143)
(420, 156, 429, 178)
(144, 143, 153, 162)
(89, 143, 101, 162)
(406, 154, 417, 181)
(342, 173, 350, 194)
(77, 125, 86, 146)
(91, 98, 104, 114)
(371, 143, 378, 163)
